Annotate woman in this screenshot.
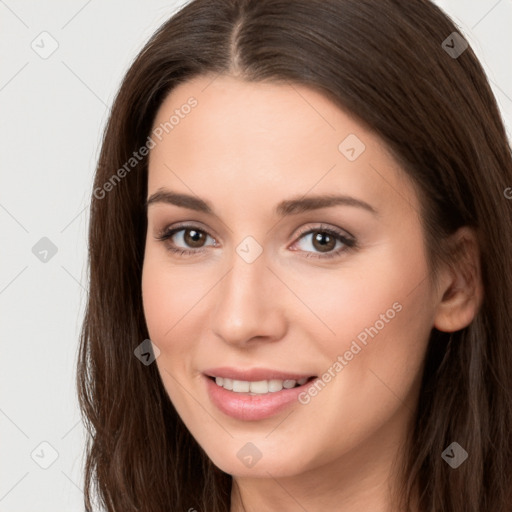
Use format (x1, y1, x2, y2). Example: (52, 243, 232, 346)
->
(78, 0, 512, 510)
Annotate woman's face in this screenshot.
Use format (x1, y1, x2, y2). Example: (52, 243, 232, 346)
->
(142, 74, 438, 479)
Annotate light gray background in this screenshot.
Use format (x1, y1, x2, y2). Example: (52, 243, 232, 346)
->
(1, 1, 511, 510)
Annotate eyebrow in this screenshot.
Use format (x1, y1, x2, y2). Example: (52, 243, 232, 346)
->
(145, 189, 378, 216)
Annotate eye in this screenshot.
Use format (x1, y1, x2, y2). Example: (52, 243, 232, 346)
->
(155, 224, 216, 256)
(291, 224, 356, 259)
(155, 222, 357, 259)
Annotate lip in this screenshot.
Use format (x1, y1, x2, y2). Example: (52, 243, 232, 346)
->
(203, 366, 315, 381)
(203, 368, 318, 421)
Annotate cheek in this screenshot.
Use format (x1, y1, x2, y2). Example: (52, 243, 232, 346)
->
(288, 231, 432, 393)
(285, 267, 431, 464)
(285, 246, 427, 347)
(141, 248, 223, 400)
(141, 264, 175, 343)
(141, 249, 206, 343)
(141, 253, 203, 406)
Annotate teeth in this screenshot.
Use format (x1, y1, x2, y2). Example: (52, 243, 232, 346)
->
(232, 380, 250, 392)
(268, 379, 283, 392)
(249, 380, 268, 393)
(212, 376, 310, 394)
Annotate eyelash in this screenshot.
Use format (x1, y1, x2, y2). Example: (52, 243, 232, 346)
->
(154, 223, 357, 260)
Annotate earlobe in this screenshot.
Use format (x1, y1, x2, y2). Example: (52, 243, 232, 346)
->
(433, 227, 483, 333)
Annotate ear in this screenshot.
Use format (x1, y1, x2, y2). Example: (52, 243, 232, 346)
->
(433, 226, 483, 333)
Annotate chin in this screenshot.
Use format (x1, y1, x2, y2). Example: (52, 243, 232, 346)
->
(204, 441, 315, 479)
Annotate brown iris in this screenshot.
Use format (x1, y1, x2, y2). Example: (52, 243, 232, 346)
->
(311, 231, 336, 252)
(183, 229, 207, 248)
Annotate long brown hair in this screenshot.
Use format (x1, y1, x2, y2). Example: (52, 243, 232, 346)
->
(78, 1, 512, 510)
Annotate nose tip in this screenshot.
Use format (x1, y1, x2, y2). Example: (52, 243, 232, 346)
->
(210, 254, 287, 347)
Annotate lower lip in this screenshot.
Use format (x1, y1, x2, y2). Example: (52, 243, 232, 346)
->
(204, 375, 316, 421)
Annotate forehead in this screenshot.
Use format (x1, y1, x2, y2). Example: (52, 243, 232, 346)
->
(147, 74, 419, 221)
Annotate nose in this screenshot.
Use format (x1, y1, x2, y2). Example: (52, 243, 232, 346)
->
(210, 247, 287, 348)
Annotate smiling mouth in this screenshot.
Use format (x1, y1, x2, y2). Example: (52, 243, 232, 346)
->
(207, 375, 317, 395)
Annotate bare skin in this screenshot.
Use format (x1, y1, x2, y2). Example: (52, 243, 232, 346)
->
(141, 74, 482, 512)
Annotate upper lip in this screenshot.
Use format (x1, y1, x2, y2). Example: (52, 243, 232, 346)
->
(203, 366, 317, 381)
